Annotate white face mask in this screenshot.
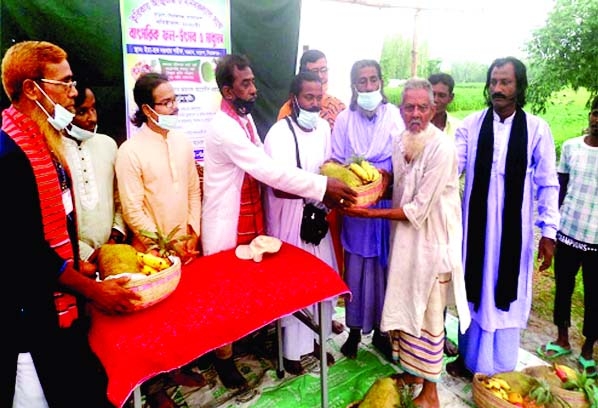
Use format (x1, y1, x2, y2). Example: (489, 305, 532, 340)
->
(34, 82, 75, 131)
(148, 106, 179, 131)
(294, 97, 320, 130)
(356, 88, 383, 111)
(66, 124, 97, 141)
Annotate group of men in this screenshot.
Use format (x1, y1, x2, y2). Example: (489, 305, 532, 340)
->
(3, 37, 596, 408)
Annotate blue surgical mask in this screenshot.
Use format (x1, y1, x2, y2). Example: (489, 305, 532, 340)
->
(66, 124, 97, 141)
(294, 97, 320, 130)
(356, 88, 383, 111)
(148, 107, 179, 131)
(34, 82, 75, 131)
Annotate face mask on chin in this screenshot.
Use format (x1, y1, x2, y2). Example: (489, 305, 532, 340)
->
(294, 97, 320, 130)
(34, 82, 75, 131)
(356, 88, 383, 112)
(66, 124, 97, 141)
(148, 106, 179, 131)
(232, 97, 256, 116)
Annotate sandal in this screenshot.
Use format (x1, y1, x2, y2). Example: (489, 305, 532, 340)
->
(578, 355, 597, 378)
(536, 342, 572, 360)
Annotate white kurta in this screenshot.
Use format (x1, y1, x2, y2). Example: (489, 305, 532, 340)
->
(381, 125, 471, 337)
(202, 110, 327, 255)
(263, 117, 337, 360)
(62, 133, 125, 261)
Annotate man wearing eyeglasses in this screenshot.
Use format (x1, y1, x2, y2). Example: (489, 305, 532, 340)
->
(115, 72, 201, 265)
(278, 49, 346, 132)
(1, 40, 140, 407)
(342, 78, 470, 408)
(278, 50, 348, 331)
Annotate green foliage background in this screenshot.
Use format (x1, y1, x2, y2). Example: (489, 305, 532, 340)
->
(385, 83, 590, 159)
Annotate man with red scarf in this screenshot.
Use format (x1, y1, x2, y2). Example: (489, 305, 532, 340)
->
(202, 54, 356, 389)
(1, 40, 139, 407)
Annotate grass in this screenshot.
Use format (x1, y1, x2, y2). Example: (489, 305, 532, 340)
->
(386, 83, 591, 159)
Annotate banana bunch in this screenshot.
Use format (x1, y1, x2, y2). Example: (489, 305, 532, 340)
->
(481, 375, 512, 400)
(348, 160, 381, 184)
(137, 252, 172, 275)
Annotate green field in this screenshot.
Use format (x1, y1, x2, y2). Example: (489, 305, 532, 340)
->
(386, 84, 591, 159)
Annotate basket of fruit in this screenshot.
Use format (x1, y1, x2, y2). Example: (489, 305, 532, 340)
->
(320, 158, 384, 208)
(97, 226, 189, 312)
(472, 370, 569, 408)
(523, 364, 594, 408)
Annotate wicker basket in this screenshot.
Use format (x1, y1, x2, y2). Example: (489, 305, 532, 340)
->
(472, 373, 521, 408)
(352, 176, 384, 208)
(124, 256, 182, 311)
(522, 365, 590, 408)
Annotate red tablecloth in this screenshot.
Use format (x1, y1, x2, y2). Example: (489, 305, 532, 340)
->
(89, 243, 349, 407)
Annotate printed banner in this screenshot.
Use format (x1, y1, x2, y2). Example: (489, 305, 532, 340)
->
(119, 0, 231, 161)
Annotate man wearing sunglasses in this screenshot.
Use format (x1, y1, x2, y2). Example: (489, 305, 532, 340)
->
(1, 40, 139, 408)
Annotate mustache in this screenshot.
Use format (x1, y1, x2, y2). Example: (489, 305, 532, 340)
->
(408, 119, 422, 127)
(492, 92, 511, 100)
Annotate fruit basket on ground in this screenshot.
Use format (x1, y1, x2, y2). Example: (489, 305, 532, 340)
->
(320, 158, 384, 208)
(97, 226, 187, 312)
(523, 364, 596, 408)
(472, 370, 571, 408)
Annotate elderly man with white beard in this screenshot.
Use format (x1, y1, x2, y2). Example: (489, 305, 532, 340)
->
(343, 78, 470, 408)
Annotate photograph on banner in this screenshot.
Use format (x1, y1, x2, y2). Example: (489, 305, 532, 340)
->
(119, 0, 231, 162)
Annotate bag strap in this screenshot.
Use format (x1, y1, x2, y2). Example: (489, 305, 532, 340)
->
(284, 116, 308, 205)
(285, 116, 302, 169)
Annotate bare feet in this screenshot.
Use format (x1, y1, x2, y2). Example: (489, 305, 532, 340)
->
(213, 356, 248, 389)
(332, 320, 345, 334)
(445, 356, 473, 380)
(443, 338, 459, 357)
(413, 380, 440, 408)
(341, 329, 361, 359)
(391, 372, 424, 387)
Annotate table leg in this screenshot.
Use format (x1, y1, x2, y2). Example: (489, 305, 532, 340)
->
(318, 302, 328, 408)
(133, 386, 142, 408)
(276, 319, 285, 379)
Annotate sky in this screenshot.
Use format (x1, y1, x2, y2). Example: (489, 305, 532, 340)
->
(298, 0, 556, 101)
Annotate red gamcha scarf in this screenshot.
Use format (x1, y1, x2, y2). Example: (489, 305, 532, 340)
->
(3, 106, 79, 328)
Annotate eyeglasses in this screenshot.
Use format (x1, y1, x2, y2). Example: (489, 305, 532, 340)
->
(40, 78, 77, 90)
(308, 67, 328, 74)
(402, 104, 431, 113)
(154, 98, 178, 109)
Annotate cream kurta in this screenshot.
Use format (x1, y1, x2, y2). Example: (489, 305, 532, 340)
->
(202, 110, 327, 255)
(381, 125, 470, 336)
(115, 124, 201, 242)
(62, 133, 125, 261)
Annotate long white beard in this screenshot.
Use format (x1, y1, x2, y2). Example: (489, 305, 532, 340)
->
(401, 125, 435, 162)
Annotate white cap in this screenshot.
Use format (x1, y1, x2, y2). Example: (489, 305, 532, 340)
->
(235, 235, 283, 262)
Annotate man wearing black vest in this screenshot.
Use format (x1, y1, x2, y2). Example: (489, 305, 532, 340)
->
(447, 57, 560, 378)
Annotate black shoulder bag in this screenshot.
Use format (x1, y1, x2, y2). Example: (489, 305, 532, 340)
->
(284, 117, 329, 246)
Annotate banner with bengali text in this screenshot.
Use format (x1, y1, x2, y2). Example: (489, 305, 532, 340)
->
(119, 0, 230, 161)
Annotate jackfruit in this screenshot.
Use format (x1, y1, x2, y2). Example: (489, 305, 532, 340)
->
(320, 161, 363, 188)
(98, 244, 142, 279)
(359, 377, 401, 408)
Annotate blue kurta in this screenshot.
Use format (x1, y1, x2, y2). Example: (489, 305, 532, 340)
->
(331, 103, 404, 332)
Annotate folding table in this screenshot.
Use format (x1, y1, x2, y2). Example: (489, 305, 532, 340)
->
(89, 243, 349, 408)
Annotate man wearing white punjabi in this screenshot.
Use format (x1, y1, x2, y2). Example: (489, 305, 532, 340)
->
(344, 78, 470, 408)
(263, 72, 337, 375)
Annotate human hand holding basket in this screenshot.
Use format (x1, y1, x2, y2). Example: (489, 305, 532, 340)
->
(320, 159, 385, 208)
